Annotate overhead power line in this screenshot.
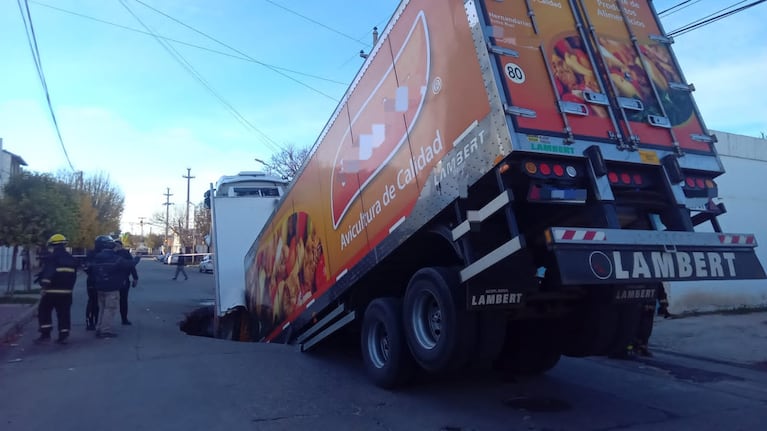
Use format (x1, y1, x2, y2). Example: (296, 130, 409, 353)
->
(668, 0, 766, 37)
(659, 0, 702, 17)
(17, 0, 75, 171)
(263, 0, 371, 48)
(132, 0, 338, 101)
(669, 0, 748, 31)
(658, 0, 691, 15)
(28, 0, 347, 86)
(118, 0, 283, 152)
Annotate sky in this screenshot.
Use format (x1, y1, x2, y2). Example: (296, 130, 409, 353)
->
(1, 0, 766, 236)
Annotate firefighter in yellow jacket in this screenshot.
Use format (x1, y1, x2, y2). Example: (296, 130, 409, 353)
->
(36, 234, 78, 344)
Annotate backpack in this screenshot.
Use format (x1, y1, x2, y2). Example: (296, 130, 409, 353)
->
(91, 250, 126, 291)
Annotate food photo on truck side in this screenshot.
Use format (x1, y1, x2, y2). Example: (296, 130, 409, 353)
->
(206, 0, 765, 389)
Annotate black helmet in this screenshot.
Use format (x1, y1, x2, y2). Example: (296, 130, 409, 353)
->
(95, 235, 115, 251)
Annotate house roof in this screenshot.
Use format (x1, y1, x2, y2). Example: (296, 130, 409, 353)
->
(2, 150, 28, 166)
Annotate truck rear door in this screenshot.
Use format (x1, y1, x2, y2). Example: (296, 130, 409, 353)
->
(479, 0, 714, 154)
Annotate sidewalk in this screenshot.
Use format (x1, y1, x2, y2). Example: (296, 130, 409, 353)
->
(650, 310, 767, 367)
(0, 271, 39, 343)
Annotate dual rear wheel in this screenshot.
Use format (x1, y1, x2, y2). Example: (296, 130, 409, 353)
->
(361, 267, 477, 388)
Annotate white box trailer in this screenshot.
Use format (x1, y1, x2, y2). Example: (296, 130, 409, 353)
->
(208, 172, 288, 337)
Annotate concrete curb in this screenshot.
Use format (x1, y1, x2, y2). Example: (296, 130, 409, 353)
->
(1, 302, 39, 344)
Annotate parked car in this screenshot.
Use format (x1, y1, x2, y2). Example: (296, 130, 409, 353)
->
(199, 254, 214, 273)
(155, 253, 167, 263)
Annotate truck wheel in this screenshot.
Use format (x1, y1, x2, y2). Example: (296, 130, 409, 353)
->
(403, 267, 472, 373)
(361, 298, 414, 389)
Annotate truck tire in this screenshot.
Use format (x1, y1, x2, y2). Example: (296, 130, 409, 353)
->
(361, 298, 415, 389)
(403, 267, 473, 373)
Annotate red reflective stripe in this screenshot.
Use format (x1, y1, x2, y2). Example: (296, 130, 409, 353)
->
(562, 230, 576, 240)
(583, 231, 597, 240)
(747, 236, 756, 244)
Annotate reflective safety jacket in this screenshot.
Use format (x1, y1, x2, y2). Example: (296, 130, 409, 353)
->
(37, 247, 78, 294)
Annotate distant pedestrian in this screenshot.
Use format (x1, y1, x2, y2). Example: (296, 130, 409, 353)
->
(35, 234, 78, 344)
(172, 254, 188, 281)
(113, 240, 139, 325)
(89, 236, 135, 338)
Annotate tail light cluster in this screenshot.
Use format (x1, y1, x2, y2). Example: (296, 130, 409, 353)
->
(522, 159, 587, 204)
(682, 175, 717, 198)
(684, 176, 716, 190)
(607, 170, 650, 188)
(523, 160, 579, 180)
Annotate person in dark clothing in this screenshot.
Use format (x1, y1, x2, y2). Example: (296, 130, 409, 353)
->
(35, 234, 78, 344)
(83, 236, 111, 330)
(172, 254, 188, 281)
(633, 283, 672, 357)
(113, 240, 138, 325)
(88, 236, 135, 338)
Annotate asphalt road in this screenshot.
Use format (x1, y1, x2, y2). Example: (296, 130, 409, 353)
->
(1, 260, 766, 431)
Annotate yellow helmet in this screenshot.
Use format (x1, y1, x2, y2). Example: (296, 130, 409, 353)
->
(47, 233, 68, 246)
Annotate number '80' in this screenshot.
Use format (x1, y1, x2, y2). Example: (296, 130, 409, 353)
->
(505, 63, 525, 84)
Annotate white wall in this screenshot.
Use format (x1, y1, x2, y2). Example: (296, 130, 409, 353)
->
(668, 131, 767, 312)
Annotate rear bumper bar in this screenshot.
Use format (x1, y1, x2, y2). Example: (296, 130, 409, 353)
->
(546, 227, 766, 285)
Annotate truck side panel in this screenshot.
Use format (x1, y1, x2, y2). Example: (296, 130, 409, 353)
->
(244, 0, 495, 342)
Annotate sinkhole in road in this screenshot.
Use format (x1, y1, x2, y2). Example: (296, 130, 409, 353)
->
(179, 303, 215, 338)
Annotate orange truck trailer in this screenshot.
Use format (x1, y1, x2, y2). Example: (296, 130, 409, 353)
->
(238, 0, 765, 387)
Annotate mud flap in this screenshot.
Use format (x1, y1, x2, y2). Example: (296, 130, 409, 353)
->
(561, 300, 642, 357)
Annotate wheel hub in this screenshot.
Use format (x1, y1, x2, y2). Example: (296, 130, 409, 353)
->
(412, 292, 442, 349)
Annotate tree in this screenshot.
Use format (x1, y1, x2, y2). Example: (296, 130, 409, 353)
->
(194, 203, 211, 250)
(150, 208, 193, 252)
(120, 232, 136, 249)
(144, 233, 164, 251)
(58, 171, 125, 247)
(0, 173, 79, 293)
(258, 143, 310, 181)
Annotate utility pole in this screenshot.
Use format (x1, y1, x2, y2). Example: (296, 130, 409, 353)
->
(182, 168, 195, 231)
(138, 217, 146, 238)
(163, 188, 173, 252)
(182, 168, 195, 254)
